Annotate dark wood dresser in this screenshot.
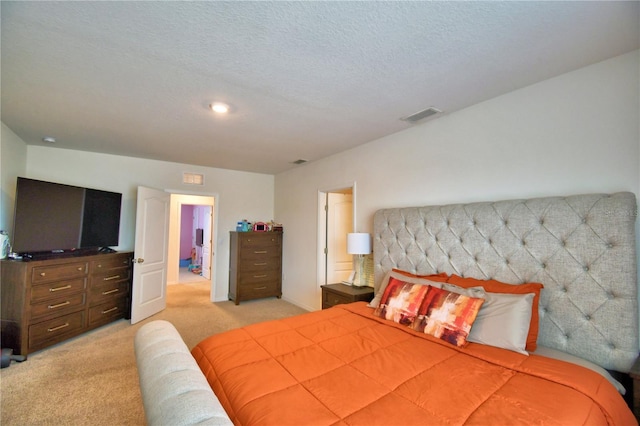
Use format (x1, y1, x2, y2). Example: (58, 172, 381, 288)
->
(1, 251, 133, 356)
(229, 231, 282, 305)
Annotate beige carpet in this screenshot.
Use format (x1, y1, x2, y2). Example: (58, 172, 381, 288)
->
(0, 282, 308, 425)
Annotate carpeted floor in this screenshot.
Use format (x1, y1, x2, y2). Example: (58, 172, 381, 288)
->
(0, 282, 308, 425)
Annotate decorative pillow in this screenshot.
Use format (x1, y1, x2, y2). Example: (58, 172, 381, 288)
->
(373, 278, 430, 326)
(369, 269, 448, 308)
(447, 275, 543, 351)
(410, 286, 484, 348)
(443, 284, 534, 355)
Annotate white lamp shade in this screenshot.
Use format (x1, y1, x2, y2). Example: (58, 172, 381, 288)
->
(347, 233, 371, 255)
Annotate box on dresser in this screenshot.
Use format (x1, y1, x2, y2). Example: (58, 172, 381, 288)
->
(229, 232, 282, 305)
(1, 251, 133, 356)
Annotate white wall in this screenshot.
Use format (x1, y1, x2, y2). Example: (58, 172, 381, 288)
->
(1, 123, 28, 234)
(275, 50, 640, 311)
(5, 144, 274, 302)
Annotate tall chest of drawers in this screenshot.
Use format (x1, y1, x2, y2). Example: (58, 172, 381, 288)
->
(229, 232, 282, 305)
(1, 251, 132, 356)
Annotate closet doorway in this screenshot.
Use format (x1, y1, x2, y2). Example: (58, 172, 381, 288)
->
(317, 185, 355, 286)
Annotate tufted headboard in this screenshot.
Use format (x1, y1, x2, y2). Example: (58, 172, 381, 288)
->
(373, 192, 638, 372)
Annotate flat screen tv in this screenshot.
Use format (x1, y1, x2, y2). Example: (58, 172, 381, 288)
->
(12, 177, 122, 257)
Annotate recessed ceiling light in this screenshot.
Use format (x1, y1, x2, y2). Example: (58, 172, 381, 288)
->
(209, 102, 230, 114)
(42, 136, 56, 143)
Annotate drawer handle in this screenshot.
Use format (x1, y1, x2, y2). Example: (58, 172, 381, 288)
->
(48, 323, 70, 332)
(254, 262, 267, 266)
(102, 307, 118, 314)
(103, 275, 121, 281)
(40, 266, 84, 277)
(253, 274, 267, 278)
(50, 285, 72, 292)
(102, 289, 119, 295)
(254, 250, 267, 254)
(48, 301, 71, 309)
(254, 286, 267, 290)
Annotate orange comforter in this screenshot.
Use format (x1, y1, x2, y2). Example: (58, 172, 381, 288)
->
(192, 302, 636, 425)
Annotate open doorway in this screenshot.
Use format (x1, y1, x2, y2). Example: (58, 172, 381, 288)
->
(317, 185, 355, 286)
(177, 204, 211, 284)
(167, 194, 216, 299)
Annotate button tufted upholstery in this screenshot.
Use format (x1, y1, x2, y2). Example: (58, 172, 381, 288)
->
(373, 192, 638, 372)
(135, 320, 233, 425)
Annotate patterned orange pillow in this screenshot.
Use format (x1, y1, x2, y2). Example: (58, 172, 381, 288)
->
(410, 286, 485, 347)
(374, 277, 430, 326)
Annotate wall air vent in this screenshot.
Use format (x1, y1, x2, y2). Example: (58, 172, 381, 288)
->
(291, 159, 308, 165)
(183, 172, 204, 185)
(400, 107, 442, 123)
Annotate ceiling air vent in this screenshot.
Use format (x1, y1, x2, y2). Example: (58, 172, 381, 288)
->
(400, 107, 442, 123)
(183, 172, 204, 185)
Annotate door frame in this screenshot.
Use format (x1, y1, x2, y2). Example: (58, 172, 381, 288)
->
(167, 191, 218, 302)
(316, 182, 357, 288)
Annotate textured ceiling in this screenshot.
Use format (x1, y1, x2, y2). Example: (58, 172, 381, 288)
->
(1, 1, 638, 175)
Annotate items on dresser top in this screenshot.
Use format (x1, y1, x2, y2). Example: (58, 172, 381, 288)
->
(1, 251, 133, 356)
(235, 220, 283, 232)
(228, 232, 282, 305)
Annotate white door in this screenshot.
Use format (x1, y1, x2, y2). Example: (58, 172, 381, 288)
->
(326, 192, 353, 283)
(201, 205, 213, 280)
(131, 186, 170, 324)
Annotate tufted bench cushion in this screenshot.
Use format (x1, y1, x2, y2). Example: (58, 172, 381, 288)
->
(134, 320, 233, 426)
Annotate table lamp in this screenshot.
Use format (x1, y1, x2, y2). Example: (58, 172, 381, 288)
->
(347, 233, 371, 287)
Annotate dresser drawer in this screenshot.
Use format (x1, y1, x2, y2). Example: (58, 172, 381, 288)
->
(88, 296, 127, 327)
(31, 262, 88, 284)
(238, 280, 281, 299)
(238, 234, 282, 248)
(323, 291, 353, 307)
(237, 257, 280, 272)
(91, 267, 130, 288)
(30, 293, 86, 320)
(89, 280, 129, 306)
(238, 269, 280, 285)
(31, 278, 86, 302)
(29, 311, 86, 350)
(239, 246, 281, 261)
(90, 256, 130, 273)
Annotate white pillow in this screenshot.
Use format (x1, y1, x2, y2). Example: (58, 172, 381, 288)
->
(443, 283, 534, 355)
(368, 270, 444, 308)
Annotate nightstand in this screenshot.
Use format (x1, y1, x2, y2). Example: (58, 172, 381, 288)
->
(321, 283, 374, 309)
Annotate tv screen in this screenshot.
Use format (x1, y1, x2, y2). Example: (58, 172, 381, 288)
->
(12, 177, 122, 256)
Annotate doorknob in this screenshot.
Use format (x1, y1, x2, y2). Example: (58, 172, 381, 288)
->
(133, 258, 144, 264)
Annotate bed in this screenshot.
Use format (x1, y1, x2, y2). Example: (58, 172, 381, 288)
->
(140, 192, 640, 425)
